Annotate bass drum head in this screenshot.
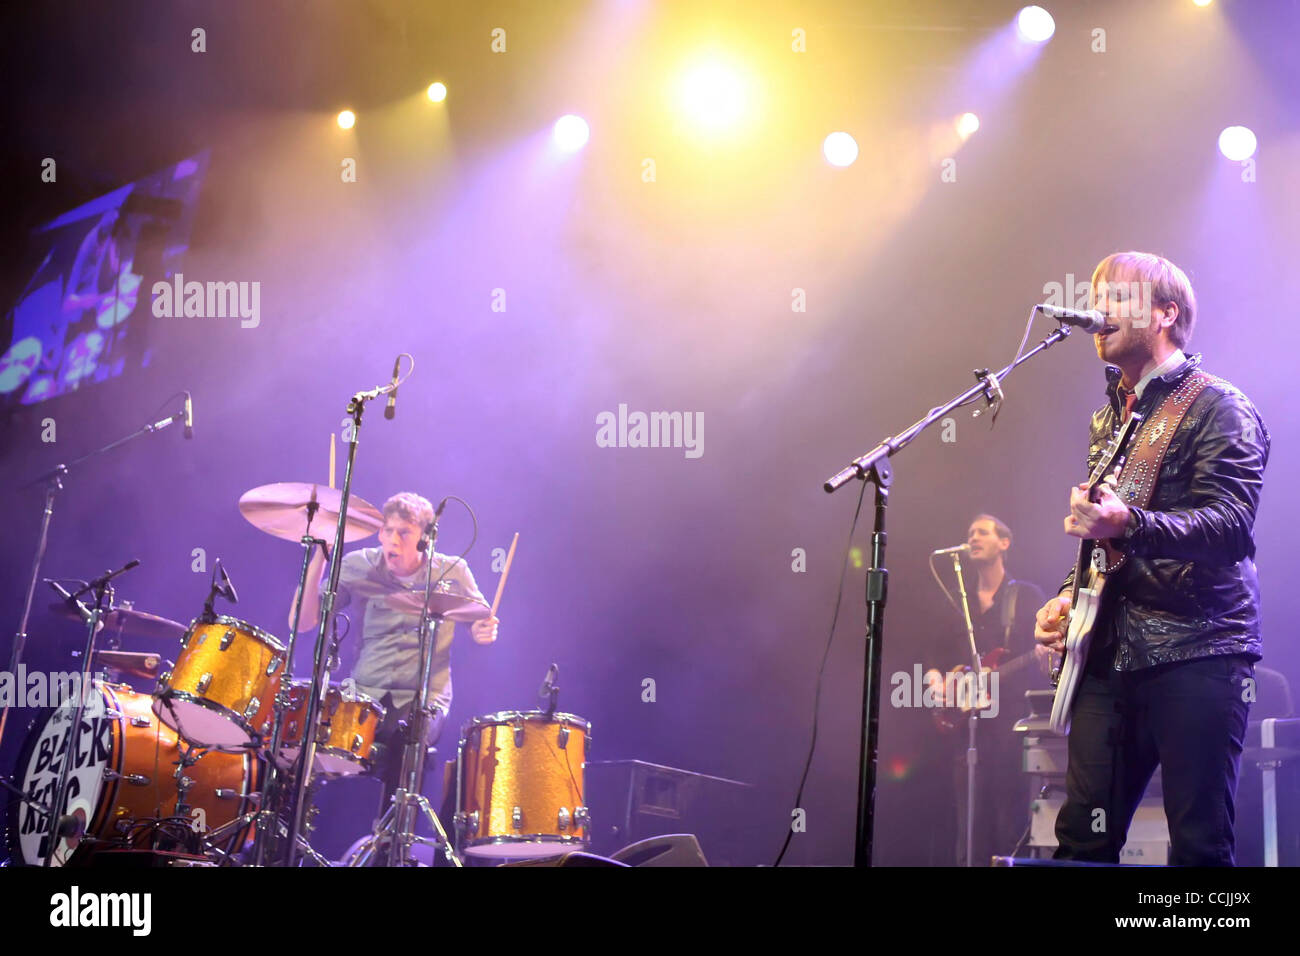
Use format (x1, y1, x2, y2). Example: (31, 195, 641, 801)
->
(3, 682, 117, 866)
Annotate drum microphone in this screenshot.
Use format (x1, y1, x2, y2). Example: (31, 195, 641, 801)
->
(1035, 303, 1110, 334)
(56, 812, 85, 840)
(183, 391, 193, 439)
(538, 663, 559, 699)
(384, 356, 400, 420)
(416, 499, 449, 552)
(215, 559, 239, 604)
(932, 544, 970, 555)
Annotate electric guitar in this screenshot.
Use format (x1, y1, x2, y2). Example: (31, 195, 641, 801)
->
(1048, 413, 1143, 735)
(931, 645, 1054, 730)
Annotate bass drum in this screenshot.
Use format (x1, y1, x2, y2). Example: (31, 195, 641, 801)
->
(3, 681, 260, 866)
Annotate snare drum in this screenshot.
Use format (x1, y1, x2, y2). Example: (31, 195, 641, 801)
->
(455, 710, 590, 858)
(278, 681, 384, 776)
(154, 616, 287, 747)
(5, 681, 259, 866)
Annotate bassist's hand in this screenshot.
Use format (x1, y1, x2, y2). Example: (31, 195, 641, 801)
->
(1034, 593, 1071, 654)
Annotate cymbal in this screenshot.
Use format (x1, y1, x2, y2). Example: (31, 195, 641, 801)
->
(384, 583, 492, 623)
(239, 482, 383, 543)
(93, 649, 164, 681)
(47, 602, 187, 642)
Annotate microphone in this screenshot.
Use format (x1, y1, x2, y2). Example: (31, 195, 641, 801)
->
(1035, 303, 1110, 334)
(56, 813, 85, 841)
(384, 356, 400, 420)
(932, 544, 970, 556)
(215, 559, 239, 604)
(417, 498, 450, 552)
(183, 391, 193, 439)
(538, 663, 559, 699)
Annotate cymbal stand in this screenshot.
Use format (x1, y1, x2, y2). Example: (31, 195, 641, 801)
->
(250, 496, 326, 866)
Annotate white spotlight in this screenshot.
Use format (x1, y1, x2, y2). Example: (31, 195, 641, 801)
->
(1218, 126, 1257, 161)
(823, 131, 859, 167)
(1016, 6, 1056, 43)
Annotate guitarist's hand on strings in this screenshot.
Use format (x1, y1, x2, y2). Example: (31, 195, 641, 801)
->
(1035, 592, 1072, 655)
(1065, 468, 1130, 540)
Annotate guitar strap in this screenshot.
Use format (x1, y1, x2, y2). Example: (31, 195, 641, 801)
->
(1099, 370, 1220, 573)
(1001, 581, 1018, 649)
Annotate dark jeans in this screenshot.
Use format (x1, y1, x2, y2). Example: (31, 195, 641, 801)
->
(371, 694, 446, 820)
(1054, 653, 1253, 866)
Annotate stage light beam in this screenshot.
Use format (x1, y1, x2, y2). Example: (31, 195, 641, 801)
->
(337, 110, 356, 130)
(822, 132, 859, 167)
(1218, 126, 1257, 161)
(427, 82, 447, 103)
(553, 114, 590, 151)
(956, 112, 981, 140)
(1016, 6, 1056, 43)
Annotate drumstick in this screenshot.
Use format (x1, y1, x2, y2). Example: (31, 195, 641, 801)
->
(489, 532, 518, 617)
(329, 433, 336, 489)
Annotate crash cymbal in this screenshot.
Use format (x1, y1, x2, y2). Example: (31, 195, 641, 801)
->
(239, 481, 383, 543)
(384, 582, 492, 623)
(47, 602, 186, 642)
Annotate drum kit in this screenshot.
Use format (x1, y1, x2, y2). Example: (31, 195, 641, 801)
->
(3, 479, 593, 866)
(3, 375, 591, 867)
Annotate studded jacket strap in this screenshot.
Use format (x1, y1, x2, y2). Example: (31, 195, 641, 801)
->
(1100, 371, 1219, 573)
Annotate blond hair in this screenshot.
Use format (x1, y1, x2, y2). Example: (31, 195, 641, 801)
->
(1091, 251, 1197, 349)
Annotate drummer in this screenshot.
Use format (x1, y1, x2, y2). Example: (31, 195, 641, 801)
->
(292, 491, 498, 807)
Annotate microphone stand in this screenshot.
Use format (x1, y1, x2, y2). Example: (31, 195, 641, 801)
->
(950, 553, 983, 868)
(284, 376, 397, 866)
(0, 403, 185, 755)
(40, 560, 139, 867)
(823, 323, 1072, 867)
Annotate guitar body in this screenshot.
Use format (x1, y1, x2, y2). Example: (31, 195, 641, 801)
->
(1049, 573, 1103, 735)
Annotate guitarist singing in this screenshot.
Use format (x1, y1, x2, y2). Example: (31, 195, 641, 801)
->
(1033, 251, 1269, 866)
(926, 515, 1048, 865)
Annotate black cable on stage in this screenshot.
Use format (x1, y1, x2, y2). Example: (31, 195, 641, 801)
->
(774, 477, 868, 867)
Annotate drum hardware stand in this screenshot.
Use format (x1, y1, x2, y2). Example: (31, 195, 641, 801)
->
(285, 368, 404, 866)
(1, 399, 187, 755)
(347, 517, 461, 867)
(205, 775, 333, 867)
(39, 560, 139, 867)
(823, 322, 1074, 867)
(250, 496, 327, 867)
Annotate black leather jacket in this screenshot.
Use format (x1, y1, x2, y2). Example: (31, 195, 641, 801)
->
(1059, 353, 1270, 670)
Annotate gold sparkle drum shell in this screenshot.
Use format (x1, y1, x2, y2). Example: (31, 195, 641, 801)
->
(154, 615, 286, 748)
(455, 710, 590, 859)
